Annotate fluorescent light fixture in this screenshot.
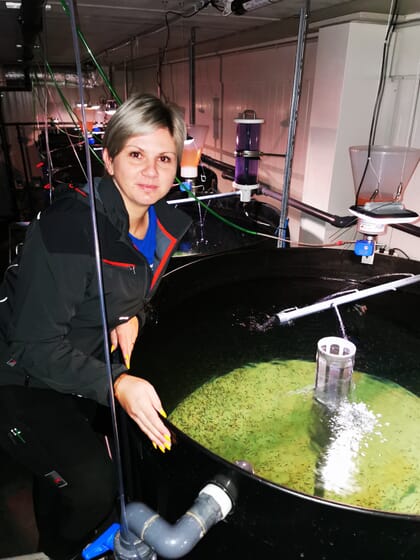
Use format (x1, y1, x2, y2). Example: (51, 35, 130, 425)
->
(6, 1, 51, 8)
(6, 2, 22, 9)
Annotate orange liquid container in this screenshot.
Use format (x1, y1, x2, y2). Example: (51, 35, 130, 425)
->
(355, 194, 390, 206)
(74, 106, 97, 132)
(180, 125, 209, 179)
(181, 144, 202, 178)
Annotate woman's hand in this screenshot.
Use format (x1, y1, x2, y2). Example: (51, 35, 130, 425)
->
(110, 316, 139, 369)
(113, 373, 171, 452)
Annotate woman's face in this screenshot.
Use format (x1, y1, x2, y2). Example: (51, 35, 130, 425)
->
(103, 127, 178, 216)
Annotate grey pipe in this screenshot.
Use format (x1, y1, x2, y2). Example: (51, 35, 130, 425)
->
(189, 28, 196, 125)
(277, 273, 420, 324)
(277, 3, 309, 248)
(2, 68, 102, 88)
(167, 191, 240, 205)
(115, 482, 234, 560)
(258, 185, 356, 228)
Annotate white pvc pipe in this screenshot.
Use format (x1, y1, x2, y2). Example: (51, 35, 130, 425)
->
(167, 191, 240, 205)
(277, 274, 420, 324)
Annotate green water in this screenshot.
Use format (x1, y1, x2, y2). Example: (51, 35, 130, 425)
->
(169, 359, 420, 515)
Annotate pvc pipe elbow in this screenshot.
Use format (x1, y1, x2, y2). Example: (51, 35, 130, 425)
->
(124, 481, 234, 559)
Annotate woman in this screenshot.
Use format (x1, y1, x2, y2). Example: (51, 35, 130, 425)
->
(0, 93, 191, 558)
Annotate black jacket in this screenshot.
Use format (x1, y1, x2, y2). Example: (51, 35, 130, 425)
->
(0, 176, 191, 405)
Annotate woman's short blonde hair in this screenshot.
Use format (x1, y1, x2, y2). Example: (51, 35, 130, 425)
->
(103, 93, 186, 161)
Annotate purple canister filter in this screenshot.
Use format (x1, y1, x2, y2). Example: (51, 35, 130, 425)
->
(234, 110, 264, 188)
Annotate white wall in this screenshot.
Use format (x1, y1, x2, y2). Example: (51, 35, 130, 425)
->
(301, 21, 389, 245)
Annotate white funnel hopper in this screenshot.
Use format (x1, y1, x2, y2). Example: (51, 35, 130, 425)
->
(349, 145, 420, 205)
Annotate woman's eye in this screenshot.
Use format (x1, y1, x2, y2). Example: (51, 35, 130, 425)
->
(129, 151, 142, 159)
(159, 155, 172, 164)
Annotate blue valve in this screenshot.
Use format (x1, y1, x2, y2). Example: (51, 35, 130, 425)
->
(179, 180, 193, 192)
(354, 239, 375, 257)
(82, 523, 120, 559)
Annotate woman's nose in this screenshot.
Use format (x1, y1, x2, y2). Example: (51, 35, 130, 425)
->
(141, 158, 158, 177)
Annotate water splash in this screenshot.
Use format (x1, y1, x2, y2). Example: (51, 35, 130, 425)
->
(250, 314, 279, 332)
(315, 400, 380, 496)
(232, 310, 280, 332)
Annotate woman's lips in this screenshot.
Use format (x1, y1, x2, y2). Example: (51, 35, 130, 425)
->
(137, 183, 159, 191)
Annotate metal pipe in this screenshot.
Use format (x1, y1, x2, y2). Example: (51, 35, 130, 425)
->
(167, 190, 240, 205)
(66, 0, 129, 542)
(277, 274, 420, 324)
(2, 68, 102, 89)
(277, 2, 309, 248)
(15, 125, 30, 187)
(393, 222, 420, 238)
(0, 95, 18, 218)
(189, 28, 196, 125)
(258, 184, 357, 228)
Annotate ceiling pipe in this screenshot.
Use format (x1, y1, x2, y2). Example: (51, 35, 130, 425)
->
(189, 27, 196, 125)
(1, 67, 103, 89)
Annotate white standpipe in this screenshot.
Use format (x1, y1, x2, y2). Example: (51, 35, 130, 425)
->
(277, 274, 420, 324)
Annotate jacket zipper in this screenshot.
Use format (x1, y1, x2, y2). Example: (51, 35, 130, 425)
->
(102, 258, 136, 274)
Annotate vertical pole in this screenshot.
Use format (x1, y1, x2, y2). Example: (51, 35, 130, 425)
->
(67, 0, 130, 542)
(16, 125, 31, 186)
(189, 27, 196, 125)
(124, 59, 129, 102)
(157, 49, 162, 99)
(0, 94, 18, 219)
(277, 2, 310, 248)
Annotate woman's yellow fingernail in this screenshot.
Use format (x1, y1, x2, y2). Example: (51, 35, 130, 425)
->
(152, 441, 157, 450)
(110, 345, 115, 353)
(159, 408, 167, 418)
(164, 442, 171, 451)
(159, 444, 166, 453)
(125, 355, 130, 369)
(164, 433, 171, 441)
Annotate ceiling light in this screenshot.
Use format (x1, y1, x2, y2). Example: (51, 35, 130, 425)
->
(5, 1, 51, 8)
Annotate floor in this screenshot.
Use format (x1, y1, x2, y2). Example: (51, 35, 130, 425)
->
(0, 222, 40, 558)
(0, 449, 39, 557)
